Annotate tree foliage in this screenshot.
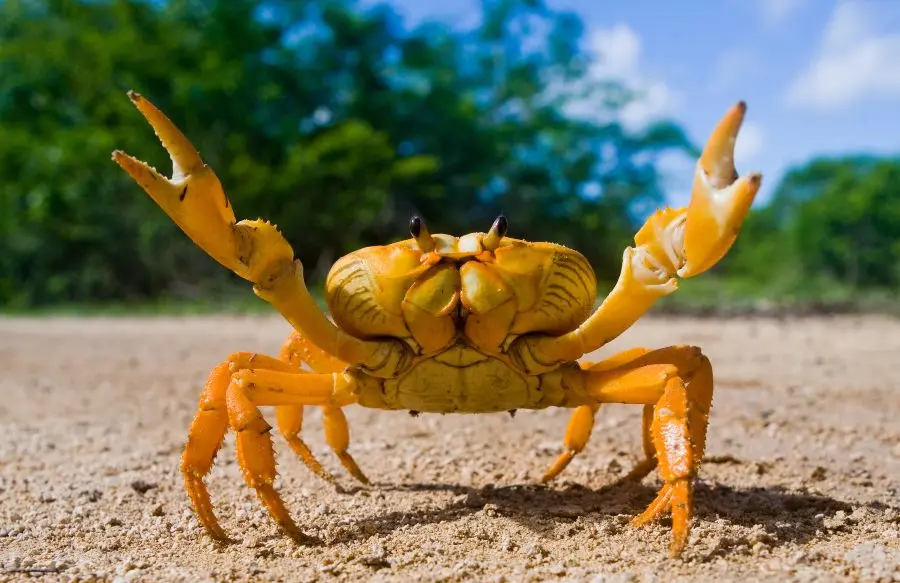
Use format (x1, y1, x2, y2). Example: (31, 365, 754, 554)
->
(0, 0, 699, 307)
(4, 2, 897, 312)
(721, 155, 900, 292)
(23, 0, 900, 311)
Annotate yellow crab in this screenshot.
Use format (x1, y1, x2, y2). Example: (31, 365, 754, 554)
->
(112, 92, 761, 557)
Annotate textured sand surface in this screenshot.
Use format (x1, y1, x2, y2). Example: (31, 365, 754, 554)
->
(1, 315, 899, 582)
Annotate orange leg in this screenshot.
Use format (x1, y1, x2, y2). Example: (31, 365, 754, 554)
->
(181, 360, 232, 541)
(323, 406, 370, 485)
(274, 405, 332, 482)
(275, 331, 338, 483)
(180, 350, 357, 542)
(277, 331, 369, 484)
(539, 360, 677, 482)
(542, 347, 655, 482)
(541, 403, 599, 483)
(620, 404, 657, 482)
(181, 352, 297, 541)
(597, 346, 709, 484)
(578, 345, 713, 557)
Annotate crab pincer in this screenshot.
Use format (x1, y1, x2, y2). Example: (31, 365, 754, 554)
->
(111, 91, 294, 284)
(678, 101, 762, 278)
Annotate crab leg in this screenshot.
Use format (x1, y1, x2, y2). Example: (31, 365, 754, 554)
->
(631, 376, 704, 557)
(515, 102, 762, 368)
(277, 331, 343, 482)
(181, 360, 233, 541)
(227, 368, 356, 542)
(322, 406, 370, 485)
(111, 91, 404, 377)
(537, 361, 676, 484)
(541, 346, 653, 482)
(572, 345, 714, 557)
(182, 352, 298, 541)
(280, 330, 348, 374)
(540, 404, 599, 482)
(607, 346, 710, 484)
(181, 350, 360, 542)
(274, 404, 333, 483)
(276, 331, 369, 484)
(622, 404, 658, 483)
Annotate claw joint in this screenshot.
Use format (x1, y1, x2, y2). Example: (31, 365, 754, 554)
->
(235, 220, 295, 286)
(508, 334, 574, 375)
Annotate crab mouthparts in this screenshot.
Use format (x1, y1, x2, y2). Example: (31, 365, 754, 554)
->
(431, 233, 484, 259)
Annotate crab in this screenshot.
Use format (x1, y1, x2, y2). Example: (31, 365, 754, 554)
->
(112, 91, 761, 557)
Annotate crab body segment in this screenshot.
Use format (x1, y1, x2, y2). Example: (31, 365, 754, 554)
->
(328, 235, 597, 413)
(112, 92, 762, 557)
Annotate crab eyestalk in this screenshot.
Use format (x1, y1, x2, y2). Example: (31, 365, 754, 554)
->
(409, 216, 435, 252)
(482, 214, 508, 251)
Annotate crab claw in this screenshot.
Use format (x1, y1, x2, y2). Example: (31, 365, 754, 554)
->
(112, 91, 292, 282)
(677, 101, 762, 278)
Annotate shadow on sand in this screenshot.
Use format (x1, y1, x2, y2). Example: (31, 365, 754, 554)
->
(324, 476, 855, 555)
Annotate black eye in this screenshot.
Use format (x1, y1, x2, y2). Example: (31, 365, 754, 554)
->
(493, 214, 508, 238)
(409, 216, 422, 238)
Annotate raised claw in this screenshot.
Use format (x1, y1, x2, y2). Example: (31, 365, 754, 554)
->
(678, 101, 762, 278)
(112, 91, 293, 282)
(113, 91, 405, 374)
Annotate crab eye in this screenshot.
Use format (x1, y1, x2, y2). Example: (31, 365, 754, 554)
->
(410, 216, 423, 238)
(493, 214, 508, 239)
(483, 214, 507, 251)
(409, 215, 435, 252)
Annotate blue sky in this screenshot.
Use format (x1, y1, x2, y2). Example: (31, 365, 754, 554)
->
(365, 0, 900, 207)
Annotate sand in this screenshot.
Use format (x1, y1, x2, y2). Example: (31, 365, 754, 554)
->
(1, 314, 899, 582)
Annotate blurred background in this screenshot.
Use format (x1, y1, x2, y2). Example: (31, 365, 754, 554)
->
(1, 0, 898, 313)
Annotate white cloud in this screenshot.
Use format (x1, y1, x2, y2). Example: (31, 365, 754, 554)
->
(760, 0, 808, 27)
(786, 1, 900, 110)
(589, 24, 640, 78)
(734, 121, 763, 166)
(566, 24, 677, 131)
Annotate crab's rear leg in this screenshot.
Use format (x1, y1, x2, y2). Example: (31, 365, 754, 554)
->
(278, 331, 370, 485)
(540, 404, 598, 483)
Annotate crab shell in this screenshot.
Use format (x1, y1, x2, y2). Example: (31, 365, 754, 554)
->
(326, 233, 597, 355)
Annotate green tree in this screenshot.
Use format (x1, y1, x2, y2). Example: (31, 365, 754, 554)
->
(722, 155, 900, 290)
(0, 0, 694, 307)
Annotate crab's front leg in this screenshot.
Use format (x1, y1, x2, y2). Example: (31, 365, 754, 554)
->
(277, 331, 371, 485)
(112, 91, 405, 377)
(513, 102, 762, 369)
(554, 346, 713, 557)
(181, 350, 364, 543)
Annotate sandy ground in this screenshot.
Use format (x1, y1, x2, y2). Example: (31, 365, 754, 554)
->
(1, 314, 899, 582)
